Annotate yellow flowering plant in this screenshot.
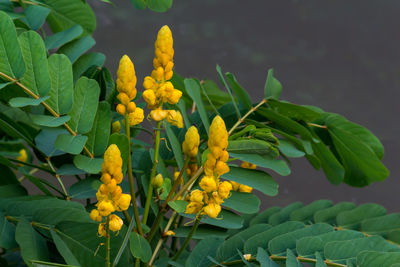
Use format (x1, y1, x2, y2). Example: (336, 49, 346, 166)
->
(0, 2, 394, 267)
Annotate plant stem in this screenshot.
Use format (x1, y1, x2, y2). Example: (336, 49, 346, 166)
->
(106, 217, 111, 267)
(228, 98, 267, 135)
(307, 122, 328, 129)
(46, 158, 69, 200)
(142, 121, 162, 225)
(172, 216, 201, 261)
(0, 71, 94, 158)
(125, 115, 143, 236)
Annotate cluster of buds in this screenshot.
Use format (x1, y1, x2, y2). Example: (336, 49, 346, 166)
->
(185, 116, 232, 218)
(116, 55, 144, 126)
(229, 162, 254, 193)
(142, 25, 183, 128)
(182, 126, 200, 177)
(90, 144, 131, 236)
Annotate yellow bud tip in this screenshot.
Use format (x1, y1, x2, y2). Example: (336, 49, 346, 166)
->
(16, 149, 27, 166)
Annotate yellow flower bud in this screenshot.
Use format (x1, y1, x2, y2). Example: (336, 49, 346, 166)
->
(164, 230, 175, 236)
(115, 194, 131, 211)
(109, 214, 123, 232)
(189, 189, 204, 203)
(215, 161, 230, 176)
(106, 179, 117, 192)
(101, 173, 111, 184)
(239, 184, 253, 193)
(151, 174, 164, 188)
(112, 121, 121, 134)
(16, 149, 27, 166)
(97, 200, 115, 216)
(243, 254, 252, 261)
(117, 93, 130, 106)
(112, 185, 122, 200)
(218, 181, 232, 199)
(229, 181, 240, 191)
(166, 110, 183, 128)
(143, 76, 156, 90)
(241, 161, 256, 169)
(150, 109, 167, 121)
(211, 191, 224, 205)
(203, 203, 221, 218)
(182, 126, 200, 158)
(90, 209, 102, 222)
(185, 201, 203, 214)
(98, 223, 107, 237)
(116, 55, 137, 98)
(143, 89, 157, 107)
(127, 102, 136, 113)
(199, 176, 217, 192)
(113, 172, 123, 184)
(128, 107, 144, 126)
(116, 104, 126, 115)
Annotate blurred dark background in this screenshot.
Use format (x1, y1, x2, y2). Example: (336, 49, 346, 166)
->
(88, 0, 400, 211)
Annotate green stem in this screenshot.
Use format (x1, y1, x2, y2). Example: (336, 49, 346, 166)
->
(106, 217, 111, 267)
(172, 216, 201, 261)
(125, 115, 143, 236)
(134, 258, 140, 267)
(142, 121, 162, 225)
(46, 158, 69, 200)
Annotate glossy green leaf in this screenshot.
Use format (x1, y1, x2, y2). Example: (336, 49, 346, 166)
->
(19, 31, 51, 96)
(30, 115, 70, 127)
(54, 134, 88, 154)
(216, 65, 241, 119)
(229, 152, 290, 176)
(35, 127, 68, 157)
(278, 140, 305, 158)
(129, 0, 146, 9)
(228, 139, 278, 157)
(46, 54, 74, 114)
(85, 101, 111, 156)
(165, 123, 184, 169)
(15, 218, 49, 267)
(336, 203, 386, 230)
(68, 177, 101, 199)
(73, 52, 105, 82)
(222, 166, 278, 196)
(0, 11, 25, 79)
(256, 247, 279, 267)
(130, 231, 152, 263)
(286, 249, 302, 267)
(9, 96, 50, 107)
(268, 202, 304, 226)
(290, 200, 333, 222)
(168, 200, 188, 213)
(182, 210, 243, 229)
(0, 184, 27, 198)
(174, 225, 228, 240)
(0, 211, 18, 249)
(45, 25, 83, 50)
(249, 206, 281, 226)
(33, 207, 91, 225)
(268, 99, 321, 122)
(186, 238, 224, 267)
(361, 213, 400, 235)
(222, 191, 260, 214)
(73, 155, 103, 174)
(184, 78, 210, 134)
(50, 230, 80, 267)
(147, 0, 173, 12)
(356, 251, 400, 267)
(23, 5, 50, 31)
(264, 69, 282, 100)
(313, 202, 356, 224)
(225, 72, 252, 110)
(67, 77, 100, 134)
(315, 252, 327, 267)
(58, 36, 96, 63)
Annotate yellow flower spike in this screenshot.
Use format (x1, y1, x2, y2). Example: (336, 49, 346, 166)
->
(218, 181, 232, 199)
(109, 214, 123, 232)
(112, 121, 121, 134)
(128, 107, 144, 126)
(115, 194, 131, 211)
(182, 126, 200, 158)
(150, 109, 168, 121)
(189, 189, 204, 203)
(98, 223, 107, 237)
(116, 55, 137, 99)
(90, 209, 102, 222)
(185, 201, 203, 214)
(16, 149, 27, 166)
(116, 104, 126, 115)
(151, 173, 164, 188)
(97, 200, 115, 217)
(100, 173, 111, 184)
(199, 176, 218, 192)
(203, 202, 221, 218)
(239, 184, 253, 193)
(166, 110, 183, 128)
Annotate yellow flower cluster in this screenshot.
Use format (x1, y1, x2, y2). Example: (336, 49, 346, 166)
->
(116, 55, 144, 126)
(16, 149, 27, 166)
(142, 25, 183, 128)
(182, 125, 200, 178)
(90, 144, 131, 236)
(185, 116, 232, 218)
(229, 161, 255, 193)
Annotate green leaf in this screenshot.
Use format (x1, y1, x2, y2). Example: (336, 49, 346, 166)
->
(67, 77, 100, 134)
(313, 202, 356, 224)
(328, 124, 389, 187)
(250, 206, 281, 226)
(361, 213, 400, 235)
(68, 177, 101, 199)
(336, 203, 386, 230)
(268, 202, 304, 226)
(268, 223, 333, 255)
(45, 25, 83, 50)
(54, 134, 88, 154)
(256, 247, 279, 267)
(225, 72, 252, 110)
(0, 81, 13, 89)
(33, 207, 91, 226)
(18, 31, 52, 96)
(278, 139, 305, 158)
(85, 101, 111, 156)
(174, 225, 228, 240)
(129, 0, 146, 9)
(290, 200, 333, 222)
(184, 78, 210, 134)
(217, 224, 270, 262)
(216, 65, 241, 119)
(130, 232, 152, 263)
(0, 184, 27, 198)
(23, 5, 50, 31)
(315, 252, 327, 267)
(46, 54, 74, 114)
(108, 133, 129, 173)
(186, 238, 225, 267)
(0, 11, 26, 79)
(43, 0, 96, 35)
(228, 139, 278, 157)
(9, 96, 50, 107)
(168, 200, 188, 213)
(35, 127, 68, 157)
(73, 52, 105, 82)
(30, 114, 70, 127)
(147, 0, 173, 12)
(73, 155, 103, 174)
(229, 153, 290, 176)
(15, 218, 49, 267)
(50, 230, 80, 267)
(182, 210, 243, 229)
(268, 99, 321, 122)
(222, 166, 278, 196)
(0, 211, 18, 249)
(222, 191, 260, 214)
(286, 249, 302, 267)
(31, 260, 76, 267)
(264, 69, 282, 100)
(58, 36, 95, 63)
(357, 251, 400, 267)
(165, 123, 184, 170)
(244, 221, 304, 255)
(324, 236, 400, 262)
